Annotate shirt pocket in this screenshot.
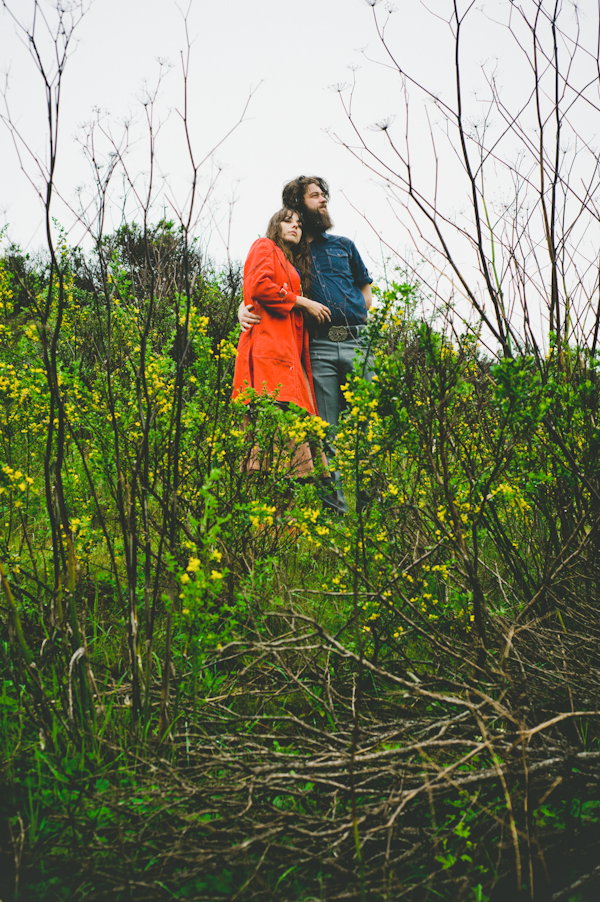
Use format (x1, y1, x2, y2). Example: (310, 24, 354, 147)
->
(324, 250, 351, 275)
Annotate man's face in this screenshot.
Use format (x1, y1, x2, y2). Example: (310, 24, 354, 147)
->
(301, 182, 333, 233)
(303, 183, 328, 215)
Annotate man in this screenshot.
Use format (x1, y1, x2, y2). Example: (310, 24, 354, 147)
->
(239, 176, 373, 514)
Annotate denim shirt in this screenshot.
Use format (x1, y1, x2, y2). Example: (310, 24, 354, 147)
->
(308, 233, 372, 327)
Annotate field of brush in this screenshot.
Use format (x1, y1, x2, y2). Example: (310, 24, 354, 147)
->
(1, 227, 600, 901)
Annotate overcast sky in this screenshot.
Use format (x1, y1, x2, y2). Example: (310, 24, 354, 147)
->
(0, 0, 460, 274)
(1, 0, 598, 345)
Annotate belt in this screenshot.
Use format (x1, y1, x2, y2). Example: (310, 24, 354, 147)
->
(312, 323, 368, 342)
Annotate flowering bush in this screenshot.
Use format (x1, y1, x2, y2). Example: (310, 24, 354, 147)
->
(1, 240, 600, 900)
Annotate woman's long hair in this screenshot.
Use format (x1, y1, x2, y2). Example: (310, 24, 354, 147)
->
(266, 208, 312, 293)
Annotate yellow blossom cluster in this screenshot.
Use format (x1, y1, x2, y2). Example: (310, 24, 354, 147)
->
(248, 502, 277, 529)
(0, 466, 34, 502)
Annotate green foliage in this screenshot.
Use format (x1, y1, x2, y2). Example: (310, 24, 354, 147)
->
(1, 247, 600, 901)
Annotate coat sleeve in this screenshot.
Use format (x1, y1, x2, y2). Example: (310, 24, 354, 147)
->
(244, 238, 297, 314)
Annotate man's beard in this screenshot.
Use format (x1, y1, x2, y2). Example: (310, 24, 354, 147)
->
(302, 205, 333, 235)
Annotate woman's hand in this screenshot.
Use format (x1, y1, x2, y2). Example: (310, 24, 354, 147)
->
(238, 301, 262, 332)
(294, 296, 331, 324)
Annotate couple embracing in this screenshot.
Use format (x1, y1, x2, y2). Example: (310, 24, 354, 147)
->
(232, 176, 373, 515)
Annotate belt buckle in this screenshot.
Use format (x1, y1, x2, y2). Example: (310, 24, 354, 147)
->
(328, 325, 350, 342)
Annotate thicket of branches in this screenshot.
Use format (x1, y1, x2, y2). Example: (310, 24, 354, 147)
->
(1, 1, 600, 901)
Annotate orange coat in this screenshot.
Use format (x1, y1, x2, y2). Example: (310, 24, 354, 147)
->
(232, 237, 318, 414)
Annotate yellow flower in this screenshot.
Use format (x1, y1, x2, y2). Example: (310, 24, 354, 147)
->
(187, 557, 201, 573)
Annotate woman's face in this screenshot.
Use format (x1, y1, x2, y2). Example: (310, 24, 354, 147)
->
(280, 212, 302, 245)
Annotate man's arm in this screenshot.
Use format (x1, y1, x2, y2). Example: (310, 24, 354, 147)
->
(347, 239, 373, 311)
(238, 299, 261, 332)
(360, 283, 373, 311)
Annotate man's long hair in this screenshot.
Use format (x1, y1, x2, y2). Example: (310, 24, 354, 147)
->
(282, 176, 330, 213)
(266, 208, 312, 293)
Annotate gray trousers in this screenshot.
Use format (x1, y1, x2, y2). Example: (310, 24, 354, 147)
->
(309, 332, 374, 514)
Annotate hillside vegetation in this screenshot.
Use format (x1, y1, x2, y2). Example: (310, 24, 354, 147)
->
(1, 225, 600, 901)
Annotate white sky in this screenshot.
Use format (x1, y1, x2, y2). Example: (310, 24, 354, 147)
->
(1, 0, 599, 351)
(0, 0, 455, 274)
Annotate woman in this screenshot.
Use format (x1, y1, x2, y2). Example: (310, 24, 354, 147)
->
(232, 208, 330, 475)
